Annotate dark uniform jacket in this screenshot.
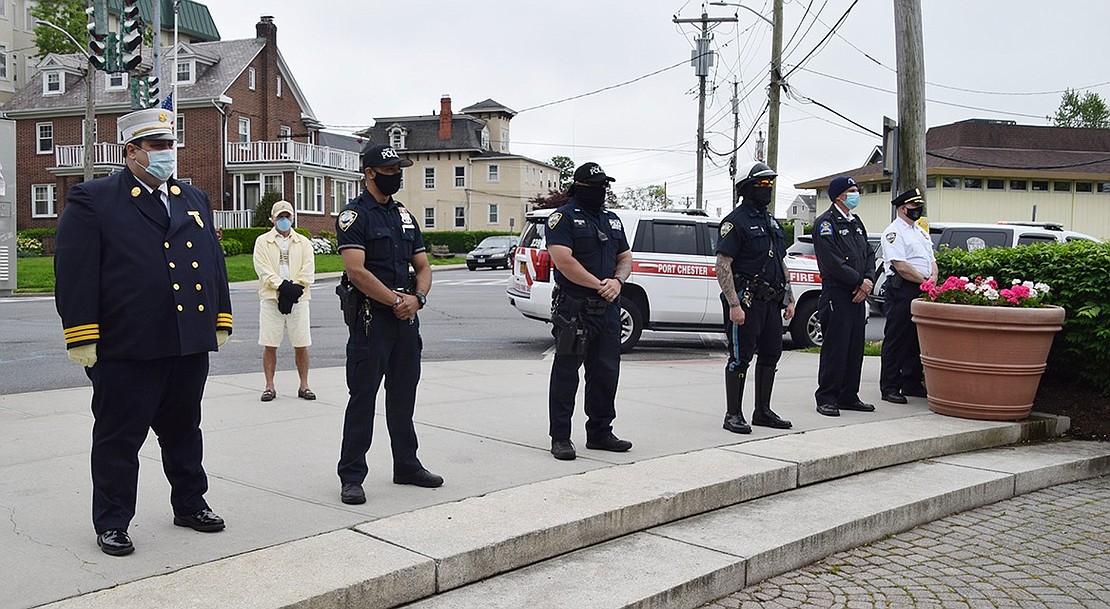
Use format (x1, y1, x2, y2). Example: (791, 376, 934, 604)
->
(812, 205, 874, 291)
(335, 190, 426, 293)
(716, 202, 787, 288)
(545, 200, 630, 301)
(54, 168, 233, 360)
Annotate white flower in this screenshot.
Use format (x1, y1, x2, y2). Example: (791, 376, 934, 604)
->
(964, 284, 977, 292)
(983, 288, 999, 300)
(1034, 282, 1050, 294)
(1013, 279, 1023, 286)
(960, 276, 970, 282)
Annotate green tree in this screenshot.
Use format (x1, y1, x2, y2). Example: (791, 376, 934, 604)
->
(617, 185, 672, 211)
(252, 190, 284, 227)
(1051, 89, 1110, 129)
(550, 155, 575, 189)
(31, 0, 87, 57)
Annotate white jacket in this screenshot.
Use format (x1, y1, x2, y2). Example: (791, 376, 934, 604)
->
(253, 228, 315, 301)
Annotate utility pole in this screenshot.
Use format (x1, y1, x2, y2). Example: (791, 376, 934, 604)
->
(894, 0, 926, 194)
(767, 0, 784, 206)
(38, 19, 95, 182)
(673, 11, 736, 210)
(730, 79, 739, 207)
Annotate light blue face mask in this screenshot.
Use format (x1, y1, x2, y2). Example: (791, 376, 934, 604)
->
(142, 149, 176, 182)
(844, 192, 861, 210)
(275, 217, 293, 232)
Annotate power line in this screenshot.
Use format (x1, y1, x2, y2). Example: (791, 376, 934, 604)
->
(782, 0, 860, 80)
(517, 58, 690, 114)
(926, 151, 1110, 171)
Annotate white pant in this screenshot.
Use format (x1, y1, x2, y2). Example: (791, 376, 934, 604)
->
(258, 299, 312, 348)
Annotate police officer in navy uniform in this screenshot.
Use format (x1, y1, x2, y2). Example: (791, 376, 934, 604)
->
(879, 187, 936, 404)
(335, 144, 441, 505)
(54, 108, 232, 557)
(546, 162, 634, 461)
(812, 176, 876, 417)
(715, 161, 795, 434)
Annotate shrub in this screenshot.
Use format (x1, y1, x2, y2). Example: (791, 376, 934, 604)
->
(935, 241, 1110, 394)
(17, 235, 43, 257)
(252, 190, 285, 228)
(316, 230, 339, 253)
(310, 237, 333, 254)
(221, 238, 244, 256)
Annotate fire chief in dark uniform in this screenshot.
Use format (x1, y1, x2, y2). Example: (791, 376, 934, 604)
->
(54, 108, 232, 557)
(335, 144, 441, 506)
(812, 176, 876, 417)
(546, 162, 634, 461)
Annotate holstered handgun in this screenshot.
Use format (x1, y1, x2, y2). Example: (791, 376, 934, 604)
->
(552, 292, 587, 356)
(335, 272, 365, 331)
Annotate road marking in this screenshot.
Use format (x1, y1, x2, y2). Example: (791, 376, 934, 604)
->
(0, 296, 54, 303)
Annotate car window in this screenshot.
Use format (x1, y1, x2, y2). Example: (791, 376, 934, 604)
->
(705, 223, 720, 255)
(477, 236, 513, 248)
(1016, 234, 1056, 246)
(520, 220, 546, 249)
(647, 222, 698, 255)
(942, 229, 1009, 251)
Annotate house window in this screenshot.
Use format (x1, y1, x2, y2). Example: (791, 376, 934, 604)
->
(0, 44, 8, 80)
(176, 114, 185, 146)
(1098, 183, 1110, 193)
(424, 167, 435, 189)
(454, 206, 465, 228)
(389, 127, 406, 149)
(238, 117, 251, 143)
(176, 60, 194, 84)
(867, 184, 877, 193)
(263, 174, 284, 198)
(499, 128, 509, 152)
(276, 76, 283, 97)
(36, 122, 53, 154)
(1076, 182, 1093, 193)
(987, 178, 1005, 190)
(424, 207, 435, 229)
(926, 177, 937, 189)
(43, 71, 63, 95)
(106, 71, 127, 90)
(488, 164, 499, 182)
(963, 178, 982, 189)
(1053, 181, 1071, 192)
(481, 127, 490, 150)
(331, 179, 353, 215)
(248, 67, 256, 90)
(81, 118, 98, 145)
(32, 184, 57, 218)
(296, 175, 323, 213)
(1010, 180, 1028, 191)
(941, 177, 960, 189)
(1031, 180, 1049, 192)
(488, 203, 499, 224)
(454, 165, 465, 188)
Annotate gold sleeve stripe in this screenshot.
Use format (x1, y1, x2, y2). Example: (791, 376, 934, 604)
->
(64, 323, 100, 336)
(65, 331, 100, 344)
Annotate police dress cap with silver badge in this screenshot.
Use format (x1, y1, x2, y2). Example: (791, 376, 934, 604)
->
(118, 108, 177, 144)
(361, 143, 414, 169)
(573, 162, 616, 184)
(891, 187, 925, 207)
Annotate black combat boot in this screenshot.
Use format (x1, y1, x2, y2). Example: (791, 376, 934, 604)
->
(723, 370, 752, 434)
(751, 365, 792, 429)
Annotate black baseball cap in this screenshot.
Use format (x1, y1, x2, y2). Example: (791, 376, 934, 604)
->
(360, 143, 414, 170)
(573, 162, 616, 185)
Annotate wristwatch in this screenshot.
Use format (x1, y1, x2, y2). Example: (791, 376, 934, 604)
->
(391, 295, 403, 309)
(414, 291, 427, 308)
(614, 276, 625, 285)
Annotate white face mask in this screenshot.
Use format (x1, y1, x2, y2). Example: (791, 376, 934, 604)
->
(139, 148, 176, 182)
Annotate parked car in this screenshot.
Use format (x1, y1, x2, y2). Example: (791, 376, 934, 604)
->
(506, 208, 821, 352)
(466, 235, 517, 271)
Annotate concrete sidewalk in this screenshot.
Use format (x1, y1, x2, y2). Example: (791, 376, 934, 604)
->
(2, 351, 1106, 609)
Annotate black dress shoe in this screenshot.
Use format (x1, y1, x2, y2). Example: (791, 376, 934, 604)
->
(97, 529, 134, 556)
(902, 386, 928, 398)
(839, 400, 876, 412)
(173, 508, 225, 532)
(551, 439, 577, 461)
(723, 413, 752, 434)
(882, 392, 908, 404)
(751, 410, 793, 429)
(586, 434, 633, 452)
(816, 403, 840, 417)
(341, 482, 366, 505)
(394, 468, 444, 488)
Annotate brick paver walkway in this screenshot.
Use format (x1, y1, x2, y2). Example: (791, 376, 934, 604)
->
(704, 477, 1110, 609)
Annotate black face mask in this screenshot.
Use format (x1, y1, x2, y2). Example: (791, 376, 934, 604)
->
(371, 170, 402, 196)
(744, 186, 773, 208)
(573, 184, 607, 212)
(905, 205, 925, 221)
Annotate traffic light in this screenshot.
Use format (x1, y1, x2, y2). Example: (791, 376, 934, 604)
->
(86, 1, 108, 71)
(143, 76, 160, 108)
(131, 75, 160, 109)
(119, 0, 142, 73)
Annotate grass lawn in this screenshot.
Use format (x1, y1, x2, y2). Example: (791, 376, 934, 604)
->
(17, 254, 469, 292)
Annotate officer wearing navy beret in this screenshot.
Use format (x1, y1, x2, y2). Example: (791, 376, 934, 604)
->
(812, 176, 876, 417)
(545, 162, 633, 461)
(879, 187, 936, 404)
(335, 144, 441, 506)
(54, 107, 232, 556)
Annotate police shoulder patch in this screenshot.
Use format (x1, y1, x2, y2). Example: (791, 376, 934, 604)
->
(338, 210, 358, 232)
(818, 220, 833, 236)
(719, 222, 734, 238)
(547, 212, 563, 229)
(885, 231, 897, 244)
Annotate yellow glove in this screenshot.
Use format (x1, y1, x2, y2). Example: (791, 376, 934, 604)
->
(68, 343, 98, 368)
(216, 330, 229, 348)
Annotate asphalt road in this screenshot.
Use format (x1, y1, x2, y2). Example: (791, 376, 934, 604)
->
(0, 268, 884, 395)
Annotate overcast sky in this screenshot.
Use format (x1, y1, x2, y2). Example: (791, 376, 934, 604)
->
(206, 1, 1110, 217)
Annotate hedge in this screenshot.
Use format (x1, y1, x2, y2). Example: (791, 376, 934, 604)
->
(935, 240, 1110, 394)
(421, 231, 517, 254)
(221, 227, 311, 254)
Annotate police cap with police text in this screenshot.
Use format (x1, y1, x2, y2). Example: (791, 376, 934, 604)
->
(573, 162, 616, 185)
(892, 186, 925, 207)
(361, 143, 414, 169)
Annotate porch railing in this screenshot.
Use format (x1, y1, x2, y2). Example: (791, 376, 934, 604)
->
(54, 143, 125, 168)
(226, 141, 360, 172)
(213, 209, 254, 230)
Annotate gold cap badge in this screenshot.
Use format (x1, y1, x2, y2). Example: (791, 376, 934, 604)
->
(131, 187, 141, 198)
(170, 185, 182, 196)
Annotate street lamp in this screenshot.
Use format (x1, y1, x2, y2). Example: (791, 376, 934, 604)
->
(37, 19, 96, 182)
(709, 1, 773, 26)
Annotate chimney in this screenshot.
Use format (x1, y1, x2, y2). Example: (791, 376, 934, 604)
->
(438, 95, 452, 140)
(256, 15, 277, 44)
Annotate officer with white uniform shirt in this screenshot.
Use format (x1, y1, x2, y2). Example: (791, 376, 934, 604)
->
(879, 187, 937, 404)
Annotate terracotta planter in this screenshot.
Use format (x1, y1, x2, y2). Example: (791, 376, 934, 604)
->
(911, 299, 1065, 421)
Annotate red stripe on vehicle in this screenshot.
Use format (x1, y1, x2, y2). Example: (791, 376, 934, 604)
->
(632, 261, 717, 278)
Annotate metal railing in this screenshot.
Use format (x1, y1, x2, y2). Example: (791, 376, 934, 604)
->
(226, 141, 360, 171)
(54, 143, 125, 168)
(213, 209, 254, 230)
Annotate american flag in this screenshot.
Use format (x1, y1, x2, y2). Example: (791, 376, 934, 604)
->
(161, 92, 174, 111)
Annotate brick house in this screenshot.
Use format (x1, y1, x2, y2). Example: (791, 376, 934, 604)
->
(356, 96, 560, 234)
(2, 15, 359, 236)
